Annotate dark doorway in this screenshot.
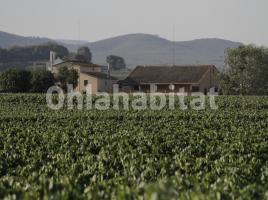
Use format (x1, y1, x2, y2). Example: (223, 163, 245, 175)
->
(204, 88, 208, 95)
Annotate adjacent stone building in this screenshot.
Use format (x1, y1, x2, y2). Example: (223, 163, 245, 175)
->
(120, 65, 219, 94)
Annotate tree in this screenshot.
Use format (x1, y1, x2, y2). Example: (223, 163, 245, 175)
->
(219, 73, 239, 95)
(106, 55, 126, 70)
(56, 67, 79, 92)
(221, 45, 268, 95)
(0, 43, 69, 63)
(75, 47, 92, 63)
(31, 69, 55, 93)
(0, 69, 31, 92)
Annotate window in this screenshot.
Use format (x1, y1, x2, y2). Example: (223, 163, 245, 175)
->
(84, 80, 88, 86)
(192, 86, 199, 92)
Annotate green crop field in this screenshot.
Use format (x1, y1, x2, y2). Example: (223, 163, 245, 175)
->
(0, 94, 267, 200)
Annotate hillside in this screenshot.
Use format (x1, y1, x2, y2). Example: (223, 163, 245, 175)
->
(86, 34, 241, 68)
(0, 31, 53, 48)
(0, 31, 241, 68)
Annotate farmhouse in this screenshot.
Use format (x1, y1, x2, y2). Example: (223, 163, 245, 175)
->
(120, 65, 219, 94)
(50, 59, 117, 94)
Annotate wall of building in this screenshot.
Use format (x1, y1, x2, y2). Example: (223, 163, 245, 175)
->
(78, 74, 117, 94)
(97, 79, 109, 93)
(79, 66, 101, 73)
(156, 84, 191, 93)
(199, 66, 220, 94)
(78, 73, 98, 94)
(121, 84, 191, 93)
(97, 79, 118, 93)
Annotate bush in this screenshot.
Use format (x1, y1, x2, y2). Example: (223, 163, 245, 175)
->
(31, 69, 55, 93)
(56, 67, 78, 92)
(0, 69, 31, 93)
(0, 69, 56, 93)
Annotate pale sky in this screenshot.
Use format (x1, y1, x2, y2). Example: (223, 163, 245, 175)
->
(0, 0, 267, 45)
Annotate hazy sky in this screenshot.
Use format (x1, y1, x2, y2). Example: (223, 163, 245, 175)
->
(0, 0, 267, 45)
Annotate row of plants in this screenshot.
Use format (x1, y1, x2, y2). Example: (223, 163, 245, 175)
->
(0, 95, 267, 199)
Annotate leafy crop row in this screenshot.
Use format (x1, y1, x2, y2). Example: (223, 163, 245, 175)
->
(0, 94, 267, 199)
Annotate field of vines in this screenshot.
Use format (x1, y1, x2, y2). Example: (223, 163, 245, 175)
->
(0, 94, 268, 200)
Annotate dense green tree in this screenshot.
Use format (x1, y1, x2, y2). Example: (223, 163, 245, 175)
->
(0, 69, 31, 92)
(106, 55, 126, 70)
(31, 69, 55, 93)
(0, 43, 69, 63)
(219, 73, 239, 95)
(76, 47, 92, 63)
(221, 45, 268, 95)
(56, 67, 79, 92)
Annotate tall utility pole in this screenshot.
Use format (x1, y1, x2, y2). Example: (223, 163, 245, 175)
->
(172, 25, 176, 66)
(78, 21, 81, 47)
(108, 63, 112, 93)
(78, 20, 81, 92)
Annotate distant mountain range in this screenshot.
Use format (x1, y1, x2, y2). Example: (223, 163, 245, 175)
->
(0, 31, 241, 68)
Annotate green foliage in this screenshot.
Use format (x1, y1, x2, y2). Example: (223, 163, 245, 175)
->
(107, 55, 126, 70)
(222, 45, 268, 95)
(31, 69, 55, 93)
(0, 43, 69, 63)
(76, 47, 92, 63)
(56, 67, 79, 92)
(0, 95, 267, 199)
(0, 69, 55, 93)
(0, 69, 31, 92)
